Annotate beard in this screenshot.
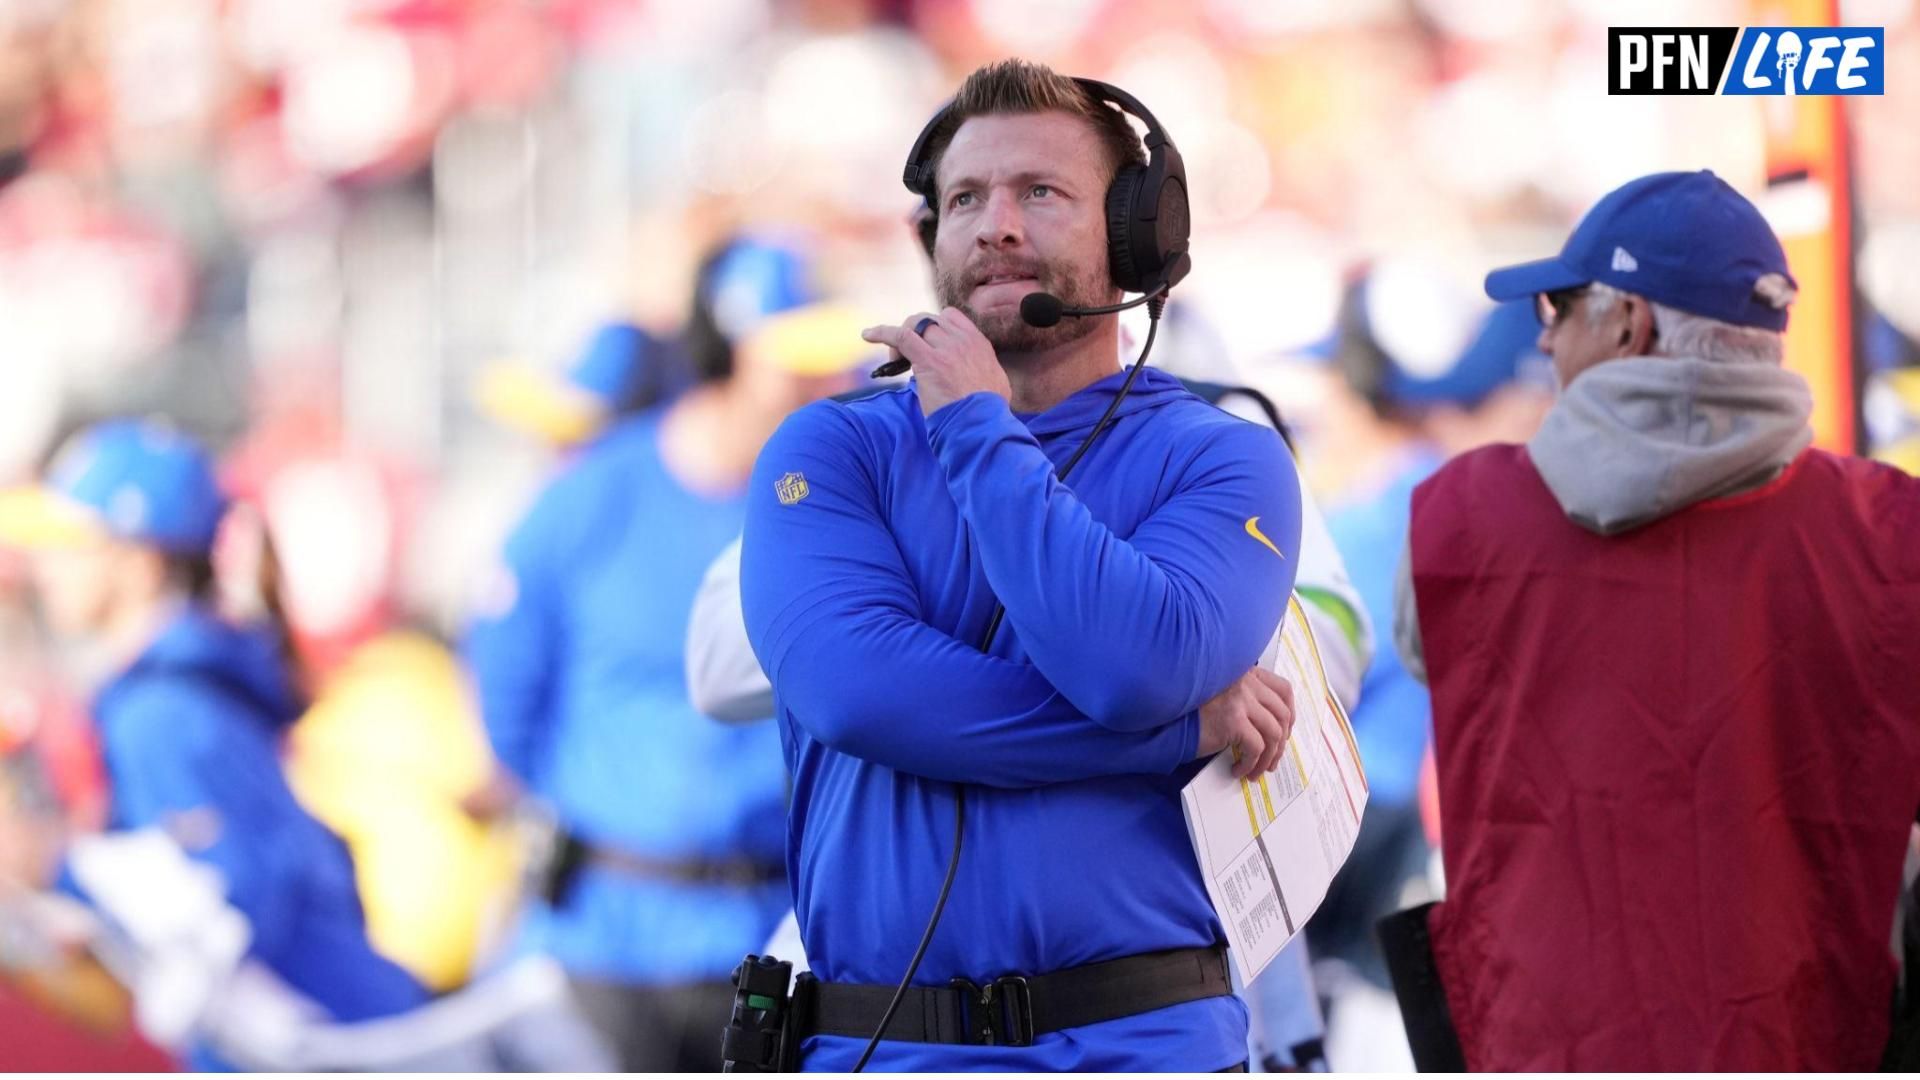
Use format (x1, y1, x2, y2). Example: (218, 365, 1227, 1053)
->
(934, 251, 1113, 355)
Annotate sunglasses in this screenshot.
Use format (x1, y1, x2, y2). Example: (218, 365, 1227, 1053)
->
(1535, 285, 1591, 328)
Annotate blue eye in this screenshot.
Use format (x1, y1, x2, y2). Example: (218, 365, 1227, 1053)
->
(949, 191, 974, 210)
(1030, 185, 1052, 198)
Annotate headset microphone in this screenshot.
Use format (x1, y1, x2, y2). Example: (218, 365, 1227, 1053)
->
(870, 262, 1183, 379)
(1018, 255, 1187, 328)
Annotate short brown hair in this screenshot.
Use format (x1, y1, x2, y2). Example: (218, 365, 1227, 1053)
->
(919, 59, 1147, 214)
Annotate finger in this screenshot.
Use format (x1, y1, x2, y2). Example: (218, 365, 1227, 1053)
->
(1263, 702, 1293, 772)
(1273, 692, 1296, 745)
(902, 312, 944, 339)
(1244, 687, 1287, 773)
(1249, 675, 1288, 732)
(1252, 667, 1293, 700)
(1266, 677, 1297, 748)
(1230, 723, 1259, 779)
(861, 323, 936, 365)
(1252, 707, 1284, 775)
(1233, 709, 1279, 778)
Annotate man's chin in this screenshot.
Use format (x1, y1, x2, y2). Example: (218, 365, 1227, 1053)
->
(976, 310, 1097, 354)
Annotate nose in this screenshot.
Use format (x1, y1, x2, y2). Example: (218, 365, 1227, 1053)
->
(973, 188, 1024, 251)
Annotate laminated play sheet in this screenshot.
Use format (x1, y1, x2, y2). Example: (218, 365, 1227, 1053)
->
(1181, 595, 1370, 984)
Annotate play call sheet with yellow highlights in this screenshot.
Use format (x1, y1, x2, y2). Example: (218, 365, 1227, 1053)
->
(1181, 595, 1370, 985)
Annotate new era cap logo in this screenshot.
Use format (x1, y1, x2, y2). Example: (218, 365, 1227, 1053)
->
(1611, 247, 1639, 272)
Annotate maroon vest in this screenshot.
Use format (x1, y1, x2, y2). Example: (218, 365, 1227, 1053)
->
(1411, 445, 1920, 1071)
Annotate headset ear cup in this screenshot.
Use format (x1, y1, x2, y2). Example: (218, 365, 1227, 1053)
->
(916, 211, 937, 260)
(1154, 176, 1190, 276)
(1106, 164, 1145, 293)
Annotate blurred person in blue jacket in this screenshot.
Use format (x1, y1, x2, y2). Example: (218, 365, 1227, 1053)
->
(461, 236, 865, 1071)
(1305, 264, 1552, 1007)
(0, 419, 431, 1069)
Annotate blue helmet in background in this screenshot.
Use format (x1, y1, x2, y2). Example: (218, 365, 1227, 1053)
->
(684, 234, 822, 383)
(476, 321, 690, 446)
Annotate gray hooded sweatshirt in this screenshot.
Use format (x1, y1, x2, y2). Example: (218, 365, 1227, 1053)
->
(1394, 355, 1815, 683)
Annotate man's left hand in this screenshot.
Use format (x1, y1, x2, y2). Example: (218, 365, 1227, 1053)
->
(862, 307, 1010, 417)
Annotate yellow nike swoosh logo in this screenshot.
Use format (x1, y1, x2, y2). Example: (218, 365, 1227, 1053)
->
(1245, 516, 1285, 559)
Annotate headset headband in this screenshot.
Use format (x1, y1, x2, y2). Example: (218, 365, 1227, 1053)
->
(901, 77, 1173, 206)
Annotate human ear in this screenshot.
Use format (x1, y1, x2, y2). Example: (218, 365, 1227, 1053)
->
(1619, 295, 1655, 357)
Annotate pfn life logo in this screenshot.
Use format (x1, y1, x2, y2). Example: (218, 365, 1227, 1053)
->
(1610, 27, 1884, 95)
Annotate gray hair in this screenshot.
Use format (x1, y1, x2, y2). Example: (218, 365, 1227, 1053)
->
(1584, 280, 1790, 365)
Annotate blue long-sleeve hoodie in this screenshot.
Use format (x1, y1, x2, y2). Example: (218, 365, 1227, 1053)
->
(77, 607, 427, 1044)
(741, 367, 1303, 1070)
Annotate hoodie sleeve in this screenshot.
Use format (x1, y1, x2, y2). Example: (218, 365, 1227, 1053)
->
(742, 402, 1198, 788)
(97, 681, 300, 962)
(926, 392, 1301, 732)
(462, 495, 565, 784)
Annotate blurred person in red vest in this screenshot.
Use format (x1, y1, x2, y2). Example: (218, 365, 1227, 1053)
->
(1390, 171, 1920, 1071)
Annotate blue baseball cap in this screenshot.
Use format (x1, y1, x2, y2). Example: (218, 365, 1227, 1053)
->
(1485, 170, 1796, 332)
(0, 419, 226, 554)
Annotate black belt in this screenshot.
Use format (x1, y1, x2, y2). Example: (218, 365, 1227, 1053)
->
(585, 844, 784, 888)
(793, 945, 1232, 1048)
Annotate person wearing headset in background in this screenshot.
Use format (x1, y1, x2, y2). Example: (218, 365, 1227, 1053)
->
(690, 211, 1370, 1073)
(0, 420, 432, 1069)
(460, 236, 866, 1072)
(738, 59, 1304, 1071)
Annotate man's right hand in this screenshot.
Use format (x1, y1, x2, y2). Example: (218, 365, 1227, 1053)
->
(1196, 667, 1295, 778)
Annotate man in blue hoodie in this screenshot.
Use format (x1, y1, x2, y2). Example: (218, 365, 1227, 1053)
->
(740, 59, 1304, 1071)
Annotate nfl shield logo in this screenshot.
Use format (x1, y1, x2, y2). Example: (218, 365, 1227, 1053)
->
(776, 472, 809, 505)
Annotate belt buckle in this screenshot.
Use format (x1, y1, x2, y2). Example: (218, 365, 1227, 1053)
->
(994, 975, 1034, 1048)
(948, 974, 1035, 1048)
(949, 977, 994, 1045)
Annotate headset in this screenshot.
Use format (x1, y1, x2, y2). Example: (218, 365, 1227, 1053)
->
(849, 78, 1189, 1073)
(901, 78, 1192, 297)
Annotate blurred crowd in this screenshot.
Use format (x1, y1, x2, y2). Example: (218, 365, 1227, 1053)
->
(2, 0, 1918, 1070)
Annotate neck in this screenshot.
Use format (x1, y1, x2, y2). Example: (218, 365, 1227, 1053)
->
(99, 588, 187, 672)
(657, 381, 789, 497)
(1000, 321, 1122, 414)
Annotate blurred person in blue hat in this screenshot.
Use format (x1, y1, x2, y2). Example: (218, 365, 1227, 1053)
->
(1388, 171, 1920, 1070)
(1303, 262, 1551, 1066)
(460, 233, 867, 1072)
(476, 320, 694, 448)
(0, 418, 433, 1069)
